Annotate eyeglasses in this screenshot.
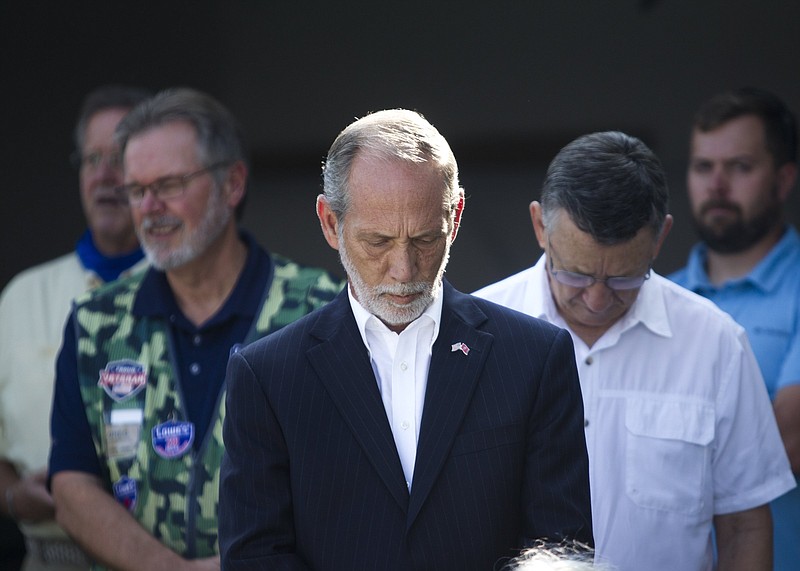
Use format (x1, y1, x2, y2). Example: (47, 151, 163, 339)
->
(117, 162, 231, 205)
(71, 150, 123, 171)
(548, 241, 651, 291)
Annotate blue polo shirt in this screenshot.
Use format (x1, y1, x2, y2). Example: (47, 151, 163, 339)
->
(669, 225, 800, 400)
(50, 232, 272, 478)
(669, 225, 800, 571)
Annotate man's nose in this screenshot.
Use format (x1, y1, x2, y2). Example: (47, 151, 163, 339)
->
(388, 245, 416, 283)
(87, 158, 122, 185)
(136, 187, 165, 213)
(582, 282, 614, 312)
(709, 166, 730, 197)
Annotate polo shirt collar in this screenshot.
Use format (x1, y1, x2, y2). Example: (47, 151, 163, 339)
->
(682, 225, 799, 294)
(132, 231, 271, 328)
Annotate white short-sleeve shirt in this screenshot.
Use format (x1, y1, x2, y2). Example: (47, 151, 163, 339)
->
(474, 256, 796, 571)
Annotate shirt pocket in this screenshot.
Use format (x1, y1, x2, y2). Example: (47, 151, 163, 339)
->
(625, 397, 714, 514)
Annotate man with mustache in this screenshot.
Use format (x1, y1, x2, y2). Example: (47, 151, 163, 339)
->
(47, 88, 344, 571)
(670, 87, 800, 570)
(0, 85, 150, 571)
(474, 130, 795, 571)
(219, 109, 593, 571)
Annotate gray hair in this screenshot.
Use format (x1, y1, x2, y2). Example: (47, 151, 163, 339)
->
(540, 131, 669, 245)
(73, 84, 151, 151)
(504, 541, 611, 571)
(115, 87, 249, 217)
(321, 109, 462, 222)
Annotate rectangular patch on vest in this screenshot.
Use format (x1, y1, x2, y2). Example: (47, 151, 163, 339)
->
(105, 409, 144, 460)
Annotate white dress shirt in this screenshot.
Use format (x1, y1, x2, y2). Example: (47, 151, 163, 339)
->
(474, 255, 796, 571)
(348, 285, 443, 491)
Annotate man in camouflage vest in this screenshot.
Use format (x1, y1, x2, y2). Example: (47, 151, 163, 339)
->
(48, 88, 343, 571)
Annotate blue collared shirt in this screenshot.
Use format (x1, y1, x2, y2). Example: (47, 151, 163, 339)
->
(670, 225, 800, 571)
(130, 232, 271, 444)
(670, 225, 800, 400)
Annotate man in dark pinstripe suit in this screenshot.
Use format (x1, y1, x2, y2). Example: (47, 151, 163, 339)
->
(219, 109, 592, 571)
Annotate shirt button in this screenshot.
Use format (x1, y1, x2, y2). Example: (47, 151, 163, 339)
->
(585, 356, 593, 365)
(401, 421, 410, 430)
(193, 334, 202, 346)
(400, 362, 408, 371)
(584, 418, 590, 428)
(190, 363, 201, 375)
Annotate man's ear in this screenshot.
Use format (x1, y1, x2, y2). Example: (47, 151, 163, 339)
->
(777, 162, 798, 203)
(652, 214, 674, 259)
(224, 161, 248, 208)
(316, 195, 340, 250)
(450, 192, 465, 242)
(529, 201, 548, 249)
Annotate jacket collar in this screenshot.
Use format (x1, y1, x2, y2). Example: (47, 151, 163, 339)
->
(305, 281, 493, 528)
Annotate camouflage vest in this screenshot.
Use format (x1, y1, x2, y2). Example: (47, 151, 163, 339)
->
(73, 255, 343, 566)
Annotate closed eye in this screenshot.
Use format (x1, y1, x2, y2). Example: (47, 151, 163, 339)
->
(364, 238, 390, 248)
(414, 236, 438, 246)
(154, 177, 186, 194)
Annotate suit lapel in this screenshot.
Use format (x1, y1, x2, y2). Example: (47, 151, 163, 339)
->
(306, 293, 409, 512)
(407, 283, 492, 528)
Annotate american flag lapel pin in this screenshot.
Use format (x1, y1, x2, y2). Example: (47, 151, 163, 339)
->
(450, 341, 470, 355)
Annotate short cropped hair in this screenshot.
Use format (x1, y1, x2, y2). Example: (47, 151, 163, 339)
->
(73, 84, 152, 151)
(322, 109, 462, 222)
(115, 87, 248, 170)
(693, 87, 797, 166)
(540, 131, 669, 245)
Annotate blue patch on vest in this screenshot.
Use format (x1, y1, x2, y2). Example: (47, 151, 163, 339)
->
(151, 420, 195, 458)
(113, 476, 138, 511)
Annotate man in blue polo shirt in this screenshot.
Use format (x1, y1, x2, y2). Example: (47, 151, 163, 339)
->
(48, 88, 344, 571)
(670, 87, 800, 570)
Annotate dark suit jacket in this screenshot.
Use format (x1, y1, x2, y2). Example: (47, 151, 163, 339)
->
(219, 282, 592, 571)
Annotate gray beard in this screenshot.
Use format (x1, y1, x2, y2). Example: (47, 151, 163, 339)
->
(139, 190, 231, 270)
(337, 227, 449, 328)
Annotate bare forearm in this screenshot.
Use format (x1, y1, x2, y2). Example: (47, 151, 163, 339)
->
(52, 471, 201, 571)
(774, 384, 800, 472)
(715, 505, 772, 571)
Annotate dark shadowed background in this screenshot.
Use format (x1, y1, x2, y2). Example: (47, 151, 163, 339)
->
(2, 1, 798, 293)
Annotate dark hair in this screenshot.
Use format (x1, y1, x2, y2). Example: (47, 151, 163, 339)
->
(693, 87, 797, 166)
(541, 131, 669, 245)
(74, 84, 152, 150)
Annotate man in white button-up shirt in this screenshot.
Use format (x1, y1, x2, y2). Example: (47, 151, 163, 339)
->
(220, 109, 593, 571)
(474, 131, 795, 571)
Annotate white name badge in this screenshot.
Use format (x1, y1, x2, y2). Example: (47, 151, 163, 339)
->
(105, 409, 144, 460)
